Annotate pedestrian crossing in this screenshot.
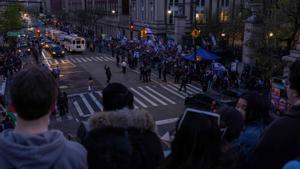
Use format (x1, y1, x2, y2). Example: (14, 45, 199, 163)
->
(64, 84, 203, 119)
(47, 55, 115, 65)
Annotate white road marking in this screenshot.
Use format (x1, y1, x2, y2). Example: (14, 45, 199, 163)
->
(134, 96, 148, 108)
(53, 59, 59, 65)
(138, 87, 167, 105)
(66, 113, 73, 120)
(74, 58, 82, 63)
(130, 88, 158, 106)
(156, 118, 179, 126)
(80, 94, 94, 114)
(80, 58, 88, 62)
(73, 101, 90, 117)
(168, 84, 192, 95)
(101, 57, 109, 61)
(68, 58, 77, 63)
(145, 86, 176, 104)
(89, 92, 103, 111)
(95, 57, 103, 61)
(160, 85, 186, 99)
(90, 57, 99, 61)
(187, 84, 203, 92)
(85, 57, 92, 61)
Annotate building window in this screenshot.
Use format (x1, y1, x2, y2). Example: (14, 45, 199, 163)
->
(199, 0, 205, 7)
(141, 0, 145, 20)
(196, 12, 206, 24)
(220, 10, 229, 23)
(150, 1, 154, 21)
(221, 0, 229, 7)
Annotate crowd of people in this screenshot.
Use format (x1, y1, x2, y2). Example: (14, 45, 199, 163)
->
(0, 47, 22, 80)
(0, 60, 299, 169)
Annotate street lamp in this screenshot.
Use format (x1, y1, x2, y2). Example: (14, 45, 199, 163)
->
(221, 33, 226, 37)
(269, 32, 274, 38)
(112, 10, 116, 14)
(167, 10, 172, 14)
(195, 13, 199, 19)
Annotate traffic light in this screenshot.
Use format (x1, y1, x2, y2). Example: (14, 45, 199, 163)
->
(130, 24, 134, 31)
(35, 28, 41, 37)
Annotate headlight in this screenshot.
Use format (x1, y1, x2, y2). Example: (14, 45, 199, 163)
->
(52, 52, 56, 55)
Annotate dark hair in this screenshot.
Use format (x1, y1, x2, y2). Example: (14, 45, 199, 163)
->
(239, 91, 270, 124)
(163, 113, 221, 169)
(102, 83, 134, 111)
(84, 127, 132, 169)
(217, 106, 244, 142)
(10, 66, 58, 120)
(289, 60, 300, 95)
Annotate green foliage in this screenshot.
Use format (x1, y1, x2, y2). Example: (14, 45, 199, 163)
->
(254, 50, 285, 79)
(265, 0, 300, 49)
(0, 4, 22, 32)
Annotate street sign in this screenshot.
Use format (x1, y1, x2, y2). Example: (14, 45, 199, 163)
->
(7, 31, 21, 37)
(191, 29, 200, 39)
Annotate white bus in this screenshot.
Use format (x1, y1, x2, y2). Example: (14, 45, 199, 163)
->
(63, 35, 86, 52)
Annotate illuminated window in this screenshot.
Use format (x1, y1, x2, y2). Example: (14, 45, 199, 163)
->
(196, 12, 206, 24)
(220, 11, 229, 23)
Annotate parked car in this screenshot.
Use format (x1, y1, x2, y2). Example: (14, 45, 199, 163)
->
(49, 44, 65, 58)
(184, 92, 236, 111)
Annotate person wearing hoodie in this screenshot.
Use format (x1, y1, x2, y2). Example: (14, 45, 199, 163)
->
(0, 66, 87, 169)
(79, 83, 164, 169)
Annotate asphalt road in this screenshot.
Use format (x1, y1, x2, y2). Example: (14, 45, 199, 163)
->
(43, 49, 203, 142)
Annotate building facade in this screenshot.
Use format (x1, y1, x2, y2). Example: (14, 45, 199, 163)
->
(62, 0, 244, 41)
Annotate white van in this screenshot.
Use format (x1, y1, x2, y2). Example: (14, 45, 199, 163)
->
(63, 35, 86, 52)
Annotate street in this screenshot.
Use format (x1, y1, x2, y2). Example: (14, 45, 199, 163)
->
(44, 49, 203, 138)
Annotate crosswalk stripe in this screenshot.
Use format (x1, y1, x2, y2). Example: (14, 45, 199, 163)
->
(134, 96, 148, 108)
(96, 91, 102, 97)
(48, 60, 54, 65)
(105, 57, 113, 61)
(168, 84, 193, 95)
(138, 87, 167, 105)
(101, 57, 109, 61)
(160, 85, 186, 99)
(145, 86, 176, 104)
(86, 57, 92, 61)
(130, 88, 158, 106)
(95, 57, 103, 61)
(134, 104, 139, 109)
(66, 113, 73, 120)
(68, 58, 77, 63)
(89, 92, 103, 111)
(73, 101, 90, 117)
(55, 113, 62, 122)
(80, 94, 94, 114)
(90, 57, 98, 61)
(171, 83, 196, 95)
(80, 58, 88, 62)
(74, 58, 82, 63)
(187, 84, 203, 92)
(53, 59, 59, 65)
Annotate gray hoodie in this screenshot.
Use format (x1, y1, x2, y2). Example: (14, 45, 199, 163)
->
(0, 129, 87, 169)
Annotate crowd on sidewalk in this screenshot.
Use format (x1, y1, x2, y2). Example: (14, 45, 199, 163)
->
(0, 47, 22, 80)
(0, 60, 299, 169)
